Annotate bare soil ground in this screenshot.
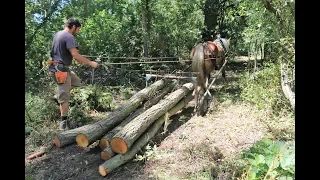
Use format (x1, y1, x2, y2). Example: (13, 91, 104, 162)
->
(25, 58, 272, 180)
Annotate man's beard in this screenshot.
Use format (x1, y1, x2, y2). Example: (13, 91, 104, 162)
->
(72, 30, 77, 36)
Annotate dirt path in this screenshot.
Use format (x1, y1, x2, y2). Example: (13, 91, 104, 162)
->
(25, 58, 269, 180)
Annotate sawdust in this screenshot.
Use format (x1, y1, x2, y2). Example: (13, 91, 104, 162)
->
(142, 101, 268, 179)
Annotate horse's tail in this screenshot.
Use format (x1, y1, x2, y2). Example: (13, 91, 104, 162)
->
(191, 43, 205, 87)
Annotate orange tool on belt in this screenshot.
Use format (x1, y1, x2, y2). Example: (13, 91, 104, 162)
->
(48, 60, 68, 84)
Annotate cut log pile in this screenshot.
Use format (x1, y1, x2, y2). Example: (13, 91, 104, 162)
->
(52, 79, 194, 177)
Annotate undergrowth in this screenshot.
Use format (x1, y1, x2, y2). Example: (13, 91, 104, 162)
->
(25, 82, 135, 150)
(239, 62, 293, 115)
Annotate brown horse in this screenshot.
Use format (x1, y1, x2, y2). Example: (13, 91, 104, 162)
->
(190, 38, 230, 116)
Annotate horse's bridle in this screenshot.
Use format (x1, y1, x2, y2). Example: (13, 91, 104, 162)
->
(213, 38, 228, 58)
(218, 38, 228, 56)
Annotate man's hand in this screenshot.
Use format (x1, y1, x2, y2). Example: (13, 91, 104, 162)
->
(90, 61, 99, 68)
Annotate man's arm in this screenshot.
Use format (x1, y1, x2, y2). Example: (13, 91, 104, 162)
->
(69, 47, 98, 68)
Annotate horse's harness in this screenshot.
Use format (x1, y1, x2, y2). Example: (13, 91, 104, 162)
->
(203, 38, 228, 59)
(202, 38, 228, 70)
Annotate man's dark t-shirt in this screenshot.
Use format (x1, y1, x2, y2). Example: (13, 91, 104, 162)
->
(49, 30, 78, 70)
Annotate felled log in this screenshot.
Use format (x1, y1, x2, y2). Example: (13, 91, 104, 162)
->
(110, 83, 194, 154)
(101, 146, 116, 161)
(54, 125, 91, 148)
(99, 80, 177, 150)
(75, 79, 171, 148)
(54, 79, 170, 148)
(99, 92, 193, 176)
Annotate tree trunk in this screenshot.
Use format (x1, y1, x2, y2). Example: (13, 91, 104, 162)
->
(54, 79, 170, 148)
(83, 0, 87, 26)
(110, 83, 194, 154)
(261, 41, 264, 66)
(99, 92, 194, 176)
(141, 4, 149, 57)
(99, 80, 178, 149)
(254, 38, 258, 74)
(280, 59, 295, 111)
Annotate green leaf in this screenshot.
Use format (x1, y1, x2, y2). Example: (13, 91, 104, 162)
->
(280, 144, 295, 173)
(265, 155, 280, 169)
(249, 154, 265, 166)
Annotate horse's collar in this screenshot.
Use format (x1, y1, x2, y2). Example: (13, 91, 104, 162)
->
(214, 39, 228, 56)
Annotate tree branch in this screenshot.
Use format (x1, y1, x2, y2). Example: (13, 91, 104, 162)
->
(25, 0, 62, 51)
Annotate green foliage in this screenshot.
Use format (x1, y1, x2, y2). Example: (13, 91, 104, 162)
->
(25, 92, 58, 128)
(239, 63, 292, 114)
(240, 139, 294, 179)
(119, 87, 134, 100)
(70, 85, 114, 111)
(25, 91, 60, 146)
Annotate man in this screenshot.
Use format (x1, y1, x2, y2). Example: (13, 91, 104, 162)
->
(48, 18, 99, 130)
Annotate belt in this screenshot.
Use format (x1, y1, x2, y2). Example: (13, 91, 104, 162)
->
(48, 60, 70, 72)
(48, 60, 70, 67)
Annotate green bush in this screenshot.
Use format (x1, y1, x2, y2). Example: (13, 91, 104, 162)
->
(70, 85, 114, 111)
(239, 63, 292, 114)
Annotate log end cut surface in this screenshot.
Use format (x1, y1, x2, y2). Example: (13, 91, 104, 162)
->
(99, 165, 109, 176)
(76, 134, 89, 148)
(110, 137, 128, 154)
(99, 138, 109, 149)
(54, 135, 61, 147)
(101, 151, 112, 161)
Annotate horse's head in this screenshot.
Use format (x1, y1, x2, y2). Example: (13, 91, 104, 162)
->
(220, 38, 230, 54)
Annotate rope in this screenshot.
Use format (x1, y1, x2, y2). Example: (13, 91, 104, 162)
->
(83, 55, 179, 60)
(99, 60, 191, 65)
(95, 57, 224, 65)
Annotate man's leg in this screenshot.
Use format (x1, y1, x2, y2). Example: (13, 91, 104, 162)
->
(60, 102, 69, 117)
(50, 70, 81, 130)
(64, 71, 81, 129)
(70, 71, 82, 88)
(56, 72, 72, 130)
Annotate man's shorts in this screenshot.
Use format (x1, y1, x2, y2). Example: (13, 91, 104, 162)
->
(49, 70, 81, 104)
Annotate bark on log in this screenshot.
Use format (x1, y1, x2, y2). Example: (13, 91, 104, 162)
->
(110, 83, 194, 154)
(99, 92, 193, 176)
(99, 80, 178, 149)
(75, 79, 171, 148)
(54, 79, 170, 148)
